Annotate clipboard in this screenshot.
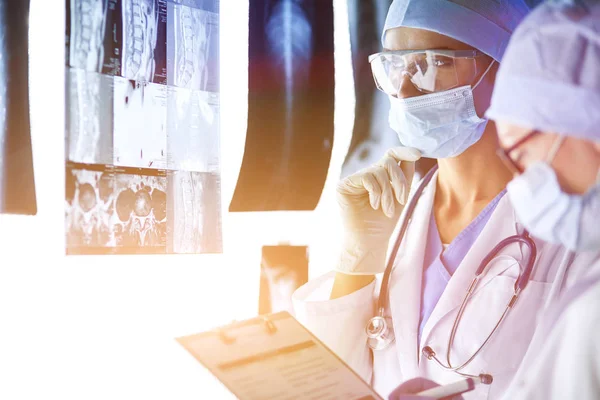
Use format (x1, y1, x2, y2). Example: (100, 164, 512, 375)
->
(177, 311, 383, 400)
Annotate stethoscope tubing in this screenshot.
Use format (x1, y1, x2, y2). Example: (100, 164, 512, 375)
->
(378, 164, 440, 315)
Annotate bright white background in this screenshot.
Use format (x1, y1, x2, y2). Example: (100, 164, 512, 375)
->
(0, 1, 355, 399)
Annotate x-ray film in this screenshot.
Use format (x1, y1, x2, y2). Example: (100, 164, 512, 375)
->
(67, 0, 168, 84)
(112, 166, 167, 252)
(113, 77, 168, 169)
(66, 162, 168, 254)
(66, 69, 114, 165)
(66, 163, 118, 250)
(229, 0, 334, 212)
(65, 0, 222, 254)
(172, 0, 219, 13)
(259, 245, 309, 315)
(67, 0, 122, 75)
(121, 0, 168, 84)
(67, 0, 110, 72)
(167, 87, 220, 172)
(167, 1, 219, 91)
(167, 171, 222, 254)
(0, 0, 36, 215)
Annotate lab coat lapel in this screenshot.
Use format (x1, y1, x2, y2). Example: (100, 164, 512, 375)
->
(388, 172, 438, 378)
(419, 196, 522, 355)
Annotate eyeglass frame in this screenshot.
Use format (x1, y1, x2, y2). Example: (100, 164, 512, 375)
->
(368, 49, 488, 95)
(496, 130, 542, 175)
(367, 49, 485, 63)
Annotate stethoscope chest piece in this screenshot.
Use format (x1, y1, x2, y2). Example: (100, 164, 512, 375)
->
(366, 315, 395, 350)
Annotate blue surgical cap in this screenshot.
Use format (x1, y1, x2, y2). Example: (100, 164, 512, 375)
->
(486, 1, 600, 142)
(382, 0, 532, 61)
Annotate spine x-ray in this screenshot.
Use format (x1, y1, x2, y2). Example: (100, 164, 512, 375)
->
(65, 0, 222, 254)
(229, 0, 334, 212)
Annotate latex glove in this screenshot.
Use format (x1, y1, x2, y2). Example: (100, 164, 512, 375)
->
(335, 147, 421, 275)
(389, 378, 464, 400)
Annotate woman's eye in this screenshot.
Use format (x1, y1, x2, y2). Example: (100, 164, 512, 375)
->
(432, 56, 454, 68)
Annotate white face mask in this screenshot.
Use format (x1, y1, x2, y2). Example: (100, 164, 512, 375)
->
(507, 138, 600, 252)
(388, 61, 494, 159)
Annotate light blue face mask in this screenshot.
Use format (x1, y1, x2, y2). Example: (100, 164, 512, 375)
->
(507, 136, 600, 252)
(388, 61, 495, 159)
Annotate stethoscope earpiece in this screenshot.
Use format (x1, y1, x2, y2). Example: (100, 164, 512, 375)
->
(422, 346, 435, 360)
(479, 374, 494, 385)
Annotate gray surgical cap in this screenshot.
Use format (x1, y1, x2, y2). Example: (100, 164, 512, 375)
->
(382, 0, 532, 61)
(486, 1, 600, 142)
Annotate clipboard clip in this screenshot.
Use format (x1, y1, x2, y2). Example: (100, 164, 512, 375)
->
(217, 328, 237, 345)
(261, 315, 277, 335)
(216, 315, 279, 344)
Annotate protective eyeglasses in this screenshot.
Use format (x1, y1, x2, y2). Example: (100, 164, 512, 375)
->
(368, 49, 487, 95)
(497, 131, 566, 175)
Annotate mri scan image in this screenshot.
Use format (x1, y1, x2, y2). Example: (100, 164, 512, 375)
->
(68, 0, 108, 72)
(121, 0, 167, 83)
(113, 76, 167, 169)
(68, 0, 168, 82)
(167, 171, 221, 253)
(167, 1, 219, 91)
(66, 69, 114, 165)
(113, 167, 167, 251)
(64, 0, 222, 254)
(66, 164, 117, 250)
(167, 87, 219, 172)
(66, 164, 168, 253)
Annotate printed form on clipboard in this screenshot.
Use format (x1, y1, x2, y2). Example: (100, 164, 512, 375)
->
(177, 311, 382, 400)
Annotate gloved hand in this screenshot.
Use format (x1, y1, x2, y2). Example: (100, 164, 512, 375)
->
(335, 146, 421, 275)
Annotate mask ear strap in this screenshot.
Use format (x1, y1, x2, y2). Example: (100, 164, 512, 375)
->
(472, 59, 496, 90)
(546, 135, 566, 164)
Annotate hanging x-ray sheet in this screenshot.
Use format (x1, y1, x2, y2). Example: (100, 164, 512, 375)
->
(341, 0, 397, 179)
(65, 0, 221, 255)
(229, 0, 334, 212)
(0, 0, 37, 215)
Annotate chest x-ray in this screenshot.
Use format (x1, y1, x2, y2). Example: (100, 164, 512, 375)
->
(0, 0, 36, 215)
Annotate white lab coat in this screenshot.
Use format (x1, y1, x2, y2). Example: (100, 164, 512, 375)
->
(501, 261, 600, 400)
(292, 171, 599, 399)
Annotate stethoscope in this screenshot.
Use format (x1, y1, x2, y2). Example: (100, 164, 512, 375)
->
(365, 164, 537, 385)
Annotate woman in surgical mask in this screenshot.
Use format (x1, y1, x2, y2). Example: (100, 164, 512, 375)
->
(292, 1, 600, 399)
(391, 1, 600, 399)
